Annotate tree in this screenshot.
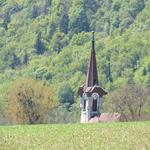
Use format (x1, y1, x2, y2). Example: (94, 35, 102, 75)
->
(60, 14, 69, 34)
(2, 51, 20, 69)
(35, 32, 46, 55)
(2, 11, 10, 31)
(44, 0, 51, 15)
(48, 22, 57, 41)
(22, 51, 28, 65)
(50, 32, 69, 53)
(56, 1, 69, 34)
(11, 53, 20, 69)
(7, 78, 58, 124)
(48, 104, 79, 124)
(58, 83, 74, 108)
(107, 84, 150, 121)
(34, 67, 52, 80)
(69, 3, 90, 34)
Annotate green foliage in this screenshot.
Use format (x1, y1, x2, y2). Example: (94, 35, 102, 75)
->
(0, 0, 150, 123)
(50, 31, 69, 53)
(69, 1, 90, 34)
(35, 32, 47, 55)
(58, 83, 74, 106)
(48, 103, 80, 123)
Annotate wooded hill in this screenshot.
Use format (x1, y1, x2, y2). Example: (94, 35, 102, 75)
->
(0, 0, 150, 123)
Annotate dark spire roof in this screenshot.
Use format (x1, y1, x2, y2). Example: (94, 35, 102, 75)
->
(77, 31, 107, 96)
(86, 31, 98, 87)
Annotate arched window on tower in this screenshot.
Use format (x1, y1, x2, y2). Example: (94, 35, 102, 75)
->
(83, 99, 86, 111)
(92, 93, 99, 112)
(92, 98, 97, 112)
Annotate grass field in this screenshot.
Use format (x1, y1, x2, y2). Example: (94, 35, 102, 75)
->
(0, 122, 150, 150)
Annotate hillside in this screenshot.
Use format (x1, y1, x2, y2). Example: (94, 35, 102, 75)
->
(0, 0, 150, 123)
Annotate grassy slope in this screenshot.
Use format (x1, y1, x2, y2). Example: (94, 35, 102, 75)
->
(0, 122, 150, 150)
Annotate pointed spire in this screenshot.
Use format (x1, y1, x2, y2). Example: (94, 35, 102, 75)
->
(86, 31, 99, 87)
(92, 31, 95, 50)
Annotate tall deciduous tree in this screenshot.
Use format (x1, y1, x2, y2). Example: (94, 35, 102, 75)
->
(107, 84, 150, 121)
(69, 2, 89, 34)
(7, 78, 58, 124)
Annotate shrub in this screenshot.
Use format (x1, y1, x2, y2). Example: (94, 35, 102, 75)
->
(7, 78, 58, 124)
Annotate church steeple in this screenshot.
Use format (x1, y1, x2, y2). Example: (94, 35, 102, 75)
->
(77, 31, 107, 123)
(86, 31, 98, 87)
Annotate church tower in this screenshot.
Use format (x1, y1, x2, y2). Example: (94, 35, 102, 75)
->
(77, 31, 107, 123)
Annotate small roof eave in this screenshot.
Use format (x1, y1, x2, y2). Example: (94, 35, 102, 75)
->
(77, 85, 107, 97)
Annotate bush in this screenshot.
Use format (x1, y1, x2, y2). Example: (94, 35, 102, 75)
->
(7, 78, 58, 124)
(48, 103, 80, 124)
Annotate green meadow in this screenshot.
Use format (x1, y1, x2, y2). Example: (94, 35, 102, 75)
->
(0, 122, 150, 150)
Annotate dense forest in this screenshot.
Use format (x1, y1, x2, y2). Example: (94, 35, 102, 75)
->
(0, 0, 150, 124)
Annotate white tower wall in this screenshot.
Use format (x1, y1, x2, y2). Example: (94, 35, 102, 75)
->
(80, 92, 101, 123)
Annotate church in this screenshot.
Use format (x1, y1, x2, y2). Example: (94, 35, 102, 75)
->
(77, 31, 107, 123)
